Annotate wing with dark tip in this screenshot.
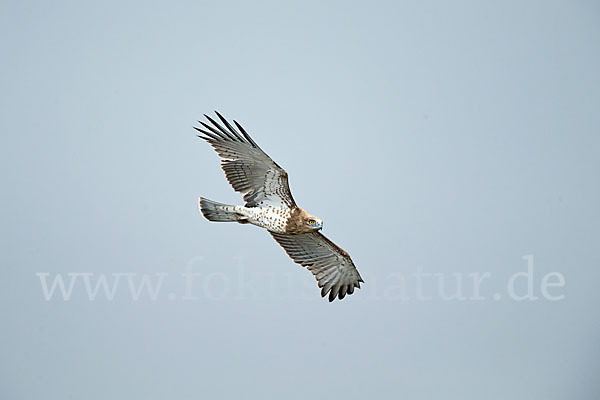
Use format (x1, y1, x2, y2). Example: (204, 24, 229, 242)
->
(195, 112, 296, 208)
(270, 231, 363, 302)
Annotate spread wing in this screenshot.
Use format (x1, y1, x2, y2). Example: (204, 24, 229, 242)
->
(270, 231, 363, 302)
(195, 112, 296, 208)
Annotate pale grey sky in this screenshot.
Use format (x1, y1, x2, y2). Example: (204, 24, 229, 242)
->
(1, 1, 599, 399)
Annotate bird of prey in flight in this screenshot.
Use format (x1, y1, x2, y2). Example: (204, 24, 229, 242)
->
(196, 112, 363, 301)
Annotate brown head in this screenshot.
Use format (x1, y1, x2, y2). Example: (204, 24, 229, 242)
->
(285, 207, 323, 234)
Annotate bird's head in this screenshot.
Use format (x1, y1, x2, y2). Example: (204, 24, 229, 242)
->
(306, 215, 323, 231)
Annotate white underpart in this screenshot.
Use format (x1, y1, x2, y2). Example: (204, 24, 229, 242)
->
(221, 205, 291, 233)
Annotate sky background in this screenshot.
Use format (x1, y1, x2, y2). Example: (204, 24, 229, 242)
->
(1, 1, 599, 399)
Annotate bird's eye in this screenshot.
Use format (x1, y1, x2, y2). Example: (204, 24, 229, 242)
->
(308, 220, 315, 225)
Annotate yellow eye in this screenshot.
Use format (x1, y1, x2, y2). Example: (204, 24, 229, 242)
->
(308, 220, 315, 225)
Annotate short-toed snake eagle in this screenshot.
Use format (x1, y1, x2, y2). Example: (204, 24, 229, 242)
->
(196, 112, 363, 302)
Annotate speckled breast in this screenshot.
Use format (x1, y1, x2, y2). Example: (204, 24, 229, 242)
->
(250, 207, 291, 233)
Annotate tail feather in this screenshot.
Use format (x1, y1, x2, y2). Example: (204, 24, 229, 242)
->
(198, 197, 240, 222)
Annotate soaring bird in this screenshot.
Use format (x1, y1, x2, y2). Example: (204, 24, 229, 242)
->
(195, 112, 363, 301)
